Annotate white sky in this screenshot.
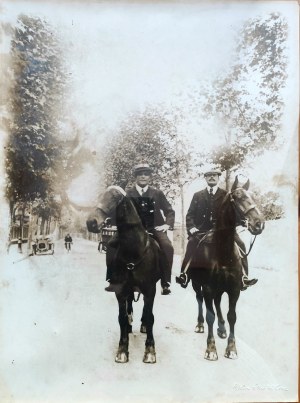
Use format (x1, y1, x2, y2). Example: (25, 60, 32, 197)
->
(0, 1, 298, 206)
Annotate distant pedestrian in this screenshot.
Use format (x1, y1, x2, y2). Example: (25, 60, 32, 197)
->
(32, 240, 37, 255)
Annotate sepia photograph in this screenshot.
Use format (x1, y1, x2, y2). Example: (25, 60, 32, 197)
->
(0, 1, 298, 402)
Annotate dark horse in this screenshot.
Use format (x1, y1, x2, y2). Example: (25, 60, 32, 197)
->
(86, 186, 160, 364)
(188, 176, 264, 360)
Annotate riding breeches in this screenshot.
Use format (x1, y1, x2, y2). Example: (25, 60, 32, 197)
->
(180, 236, 198, 274)
(151, 230, 174, 285)
(234, 233, 248, 275)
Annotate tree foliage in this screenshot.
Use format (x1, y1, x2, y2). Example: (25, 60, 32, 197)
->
(102, 107, 197, 202)
(201, 13, 288, 185)
(5, 14, 68, 204)
(252, 189, 284, 220)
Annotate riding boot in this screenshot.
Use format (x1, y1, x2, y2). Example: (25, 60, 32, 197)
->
(105, 244, 121, 291)
(159, 254, 171, 295)
(105, 283, 123, 292)
(241, 256, 258, 291)
(152, 230, 173, 295)
(175, 238, 195, 288)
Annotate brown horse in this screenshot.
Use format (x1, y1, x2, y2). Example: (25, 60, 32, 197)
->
(87, 186, 160, 363)
(187, 176, 265, 360)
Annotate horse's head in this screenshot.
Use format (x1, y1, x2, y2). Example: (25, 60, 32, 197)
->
(116, 195, 142, 229)
(230, 176, 265, 235)
(86, 186, 126, 233)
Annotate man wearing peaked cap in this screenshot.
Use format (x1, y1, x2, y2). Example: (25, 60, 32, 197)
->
(133, 163, 152, 175)
(176, 166, 257, 290)
(203, 167, 222, 176)
(105, 162, 175, 295)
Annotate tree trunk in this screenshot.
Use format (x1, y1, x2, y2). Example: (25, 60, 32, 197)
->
(225, 169, 231, 191)
(180, 184, 185, 258)
(27, 204, 33, 252)
(40, 217, 46, 235)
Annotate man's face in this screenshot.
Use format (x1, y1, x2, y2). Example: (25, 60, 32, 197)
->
(204, 173, 220, 187)
(135, 171, 151, 187)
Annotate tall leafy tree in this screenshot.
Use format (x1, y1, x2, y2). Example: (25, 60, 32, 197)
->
(200, 13, 288, 189)
(5, 14, 68, 236)
(5, 14, 67, 203)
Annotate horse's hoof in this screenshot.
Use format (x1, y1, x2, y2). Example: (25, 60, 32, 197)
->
(140, 324, 147, 333)
(115, 352, 129, 363)
(204, 350, 218, 361)
(224, 350, 238, 359)
(217, 328, 227, 339)
(128, 314, 133, 325)
(143, 346, 156, 363)
(195, 323, 204, 333)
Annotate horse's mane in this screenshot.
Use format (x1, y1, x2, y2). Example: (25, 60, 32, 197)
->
(107, 185, 127, 196)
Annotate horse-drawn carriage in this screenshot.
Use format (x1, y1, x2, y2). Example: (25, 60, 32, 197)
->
(98, 224, 117, 253)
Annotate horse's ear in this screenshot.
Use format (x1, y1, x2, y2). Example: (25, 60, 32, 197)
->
(231, 176, 239, 191)
(243, 179, 250, 191)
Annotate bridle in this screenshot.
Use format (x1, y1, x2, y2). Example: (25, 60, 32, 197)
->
(229, 188, 259, 231)
(229, 187, 262, 256)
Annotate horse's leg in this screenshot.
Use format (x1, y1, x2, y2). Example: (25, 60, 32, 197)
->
(224, 291, 239, 359)
(142, 291, 156, 364)
(115, 295, 129, 363)
(127, 293, 134, 334)
(140, 296, 147, 333)
(203, 289, 218, 361)
(195, 287, 205, 333)
(214, 292, 227, 339)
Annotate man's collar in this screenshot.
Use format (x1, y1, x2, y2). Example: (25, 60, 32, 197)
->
(136, 184, 149, 195)
(206, 185, 219, 195)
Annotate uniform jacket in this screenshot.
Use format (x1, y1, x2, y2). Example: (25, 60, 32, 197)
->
(126, 186, 175, 232)
(186, 187, 227, 233)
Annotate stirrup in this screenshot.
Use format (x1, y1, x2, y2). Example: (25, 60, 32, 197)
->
(175, 273, 189, 288)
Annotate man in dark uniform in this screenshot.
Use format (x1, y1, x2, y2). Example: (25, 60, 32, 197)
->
(177, 167, 257, 290)
(105, 163, 175, 295)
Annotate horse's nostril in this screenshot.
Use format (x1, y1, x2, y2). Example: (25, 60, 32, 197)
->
(255, 221, 261, 229)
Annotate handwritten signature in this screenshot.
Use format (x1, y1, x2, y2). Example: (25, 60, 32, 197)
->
(233, 383, 288, 392)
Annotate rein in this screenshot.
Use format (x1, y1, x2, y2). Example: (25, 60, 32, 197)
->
(236, 235, 257, 257)
(125, 237, 150, 271)
(126, 237, 150, 303)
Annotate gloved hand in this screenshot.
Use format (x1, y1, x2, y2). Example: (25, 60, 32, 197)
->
(189, 227, 199, 235)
